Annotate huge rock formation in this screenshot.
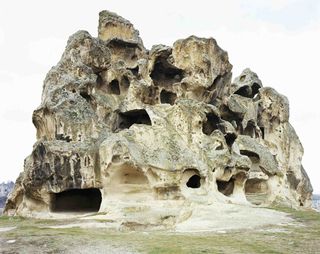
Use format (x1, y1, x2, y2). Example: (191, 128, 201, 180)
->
(4, 11, 313, 224)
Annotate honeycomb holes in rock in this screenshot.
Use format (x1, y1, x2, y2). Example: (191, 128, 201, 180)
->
(80, 91, 93, 102)
(219, 105, 243, 130)
(160, 89, 177, 105)
(56, 134, 72, 142)
(117, 109, 151, 130)
(260, 127, 265, 139)
(106, 165, 152, 197)
(240, 150, 260, 166)
(202, 113, 237, 147)
(109, 79, 120, 95)
(129, 66, 139, 77)
(234, 83, 261, 98)
(50, 188, 102, 212)
(186, 175, 201, 188)
(111, 166, 149, 185)
(243, 121, 256, 138)
(182, 169, 202, 189)
(225, 133, 237, 147)
(202, 113, 221, 135)
(5, 10, 313, 217)
(244, 121, 265, 140)
(150, 59, 183, 86)
(217, 178, 235, 196)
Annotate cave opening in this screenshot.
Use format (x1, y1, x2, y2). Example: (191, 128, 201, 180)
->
(110, 80, 120, 95)
(50, 188, 101, 213)
(217, 178, 234, 196)
(240, 150, 260, 164)
(240, 149, 261, 172)
(129, 66, 139, 77)
(245, 179, 268, 193)
(56, 134, 72, 142)
(150, 59, 183, 86)
(225, 133, 237, 147)
(234, 86, 251, 98)
(107, 39, 139, 67)
(260, 127, 265, 139)
(106, 166, 153, 198)
(245, 178, 268, 205)
(240, 75, 246, 82)
(186, 175, 201, 188)
(234, 83, 261, 98)
(202, 113, 221, 135)
(219, 105, 243, 133)
(117, 109, 151, 130)
(80, 91, 92, 102)
(160, 90, 177, 105)
(243, 121, 256, 138)
(252, 83, 261, 97)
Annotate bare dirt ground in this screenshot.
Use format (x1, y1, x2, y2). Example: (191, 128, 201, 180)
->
(0, 206, 319, 254)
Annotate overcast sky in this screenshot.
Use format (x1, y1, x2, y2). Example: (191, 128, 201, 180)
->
(0, 0, 319, 193)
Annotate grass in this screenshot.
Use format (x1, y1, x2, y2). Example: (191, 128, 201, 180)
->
(0, 207, 319, 253)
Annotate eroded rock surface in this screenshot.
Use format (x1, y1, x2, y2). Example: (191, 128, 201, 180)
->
(0, 182, 14, 211)
(4, 11, 313, 228)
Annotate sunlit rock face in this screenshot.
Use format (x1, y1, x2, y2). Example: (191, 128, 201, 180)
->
(5, 11, 312, 223)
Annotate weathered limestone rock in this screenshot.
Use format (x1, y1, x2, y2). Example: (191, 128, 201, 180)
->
(0, 182, 14, 211)
(4, 11, 313, 227)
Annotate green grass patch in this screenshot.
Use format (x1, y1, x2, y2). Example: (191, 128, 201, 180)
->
(0, 207, 319, 254)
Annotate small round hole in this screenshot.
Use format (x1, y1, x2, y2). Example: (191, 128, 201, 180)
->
(186, 175, 201, 188)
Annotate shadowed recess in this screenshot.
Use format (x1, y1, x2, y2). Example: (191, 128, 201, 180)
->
(186, 175, 201, 188)
(217, 179, 234, 196)
(245, 179, 268, 205)
(160, 89, 177, 105)
(117, 109, 151, 129)
(202, 112, 221, 135)
(110, 79, 120, 95)
(150, 58, 183, 86)
(50, 188, 101, 212)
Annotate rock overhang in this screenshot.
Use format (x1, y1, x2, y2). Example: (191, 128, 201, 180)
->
(4, 10, 313, 228)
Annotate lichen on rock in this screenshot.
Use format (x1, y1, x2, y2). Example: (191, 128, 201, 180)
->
(4, 10, 313, 228)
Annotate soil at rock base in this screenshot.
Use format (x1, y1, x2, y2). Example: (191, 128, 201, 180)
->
(0, 207, 319, 254)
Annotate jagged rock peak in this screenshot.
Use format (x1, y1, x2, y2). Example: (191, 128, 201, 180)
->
(98, 10, 143, 46)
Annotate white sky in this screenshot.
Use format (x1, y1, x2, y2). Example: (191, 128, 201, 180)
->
(0, 0, 319, 193)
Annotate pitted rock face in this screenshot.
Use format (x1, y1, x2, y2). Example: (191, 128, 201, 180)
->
(4, 11, 313, 224)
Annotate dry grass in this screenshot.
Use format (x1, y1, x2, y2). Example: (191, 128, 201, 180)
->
(0, 207, 319, 254)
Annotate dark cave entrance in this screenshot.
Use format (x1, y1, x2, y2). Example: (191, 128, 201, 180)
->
(80, 91, 93, 103)
(150, 58, 183, 86)
(245, 179, 268, 205)
(50, 188, 102, 212)
(110, 80, 120, 95)
(234, 86, 251, 97)
(160, 89, 177, 105)
(217, 178, 234, 196)
(202, 112, 221, 135)
(234, 83, 261, 98)
(117, 109, 152, 130)
(186, 175, 201, 188)
(243, 121, 256, 138)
